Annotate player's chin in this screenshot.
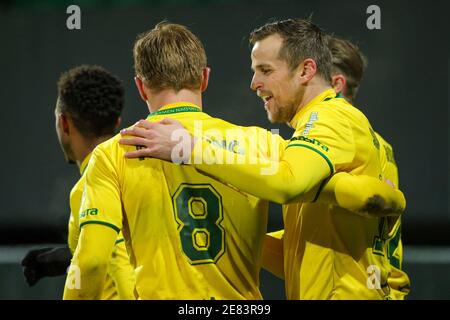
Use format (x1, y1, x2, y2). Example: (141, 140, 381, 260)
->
(266, 110, 281, 124)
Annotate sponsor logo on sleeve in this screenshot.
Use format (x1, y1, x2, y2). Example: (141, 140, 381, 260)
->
(289, 135, 329, 152)
(79, 208, 99, 219)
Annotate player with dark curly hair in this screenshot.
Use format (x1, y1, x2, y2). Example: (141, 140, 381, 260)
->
(55, 65, 125, 162)
(21, 65, 135, 300)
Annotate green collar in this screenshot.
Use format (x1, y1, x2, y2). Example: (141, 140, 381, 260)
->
(147, 105, 201, 118)
(324, 92, 343, 101)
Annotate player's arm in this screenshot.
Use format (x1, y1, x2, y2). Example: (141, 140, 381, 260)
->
(193, 114, 406, 214)
(199, 126, 405, 215)
(262, 230, 284, 279)
(317, 173, 405, 217)
(64, 146, 123, 300)
(120, 119, 326, 203)
(249, 127, 404, 215)
(120, 118, 405, 215)
(107, 240, 136, 300)
(187, 107, 354, 204)
(192, 138, 330, 203)
(120, 119, 329, 203)
(63, 224, 117, 300)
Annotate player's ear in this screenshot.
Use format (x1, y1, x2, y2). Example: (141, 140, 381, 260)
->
(200, 67, 210, 92)
(298, 58, 317, 83)
(59, 113, 70, 135)
(331, 74, 346, 95)
(134, 76, 148, 102)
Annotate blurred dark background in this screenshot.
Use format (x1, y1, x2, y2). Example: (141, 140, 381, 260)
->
(0, 0, 448, 299)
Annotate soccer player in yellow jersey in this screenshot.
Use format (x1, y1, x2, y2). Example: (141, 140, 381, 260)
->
(118, 19, 407, 299)
(63, 22, 403, 300)
(63, 23, 272, 300)
(262, 37, 410, 299)
(22, 66, 135, 299)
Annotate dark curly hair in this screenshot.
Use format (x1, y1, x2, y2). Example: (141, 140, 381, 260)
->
(57, 65, 125, 138)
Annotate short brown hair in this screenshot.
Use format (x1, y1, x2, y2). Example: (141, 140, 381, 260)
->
(329, 37, 368, 101)
(133, 22, 207, 92)
(249, 18, 332, 82)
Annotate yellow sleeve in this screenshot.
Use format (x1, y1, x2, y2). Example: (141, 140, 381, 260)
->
(262, 230, 285, 279)
(191, 108, 352, 204)
(107, 240, 136, 300)
(78, 146, 123, 232)
(64, 146, 123, 299)
(248, 127, 405, 216)
(191, 121, 405, 215)
(252, 126, 405, 217)
(196, 124, 288, 165)
(63, 224, 118, 299)
(192, 139, 330, 203)
(68, 180, 83, 254)
(243, 126, 288, 160)
(318, 173, 405, 218)
(67, 212, 78, 254)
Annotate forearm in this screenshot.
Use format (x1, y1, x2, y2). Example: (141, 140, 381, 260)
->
(191, 139, 330, 203)
(63, 224, 118, 300)
(108, 241, 136, 300)
(63, 256, 108, 300)
(332, 174, 405, 217)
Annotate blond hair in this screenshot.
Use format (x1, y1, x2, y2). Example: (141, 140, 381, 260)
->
(133, 22, 207, 92)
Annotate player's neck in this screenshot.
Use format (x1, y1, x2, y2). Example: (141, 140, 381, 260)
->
(146, 88, 202, 113)
(73, 134, 113, 169)
(295, 79, 332, 115)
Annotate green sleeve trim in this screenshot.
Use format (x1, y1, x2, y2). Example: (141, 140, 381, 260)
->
(80, 220, 120, 234)
(285, 143, 334, 202)
(115, 238, 124, 245)
(285, 143, 334, 175)
(312, 178, 329, 202)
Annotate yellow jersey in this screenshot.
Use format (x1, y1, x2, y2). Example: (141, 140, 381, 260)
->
(375, 133, 410, 299)
(262, 130, 410, 300)
(78, 102, 270, 300)
(281, 89, 390, 299)
(68, 153, 135, 300)
(190, 89, 399, 299)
